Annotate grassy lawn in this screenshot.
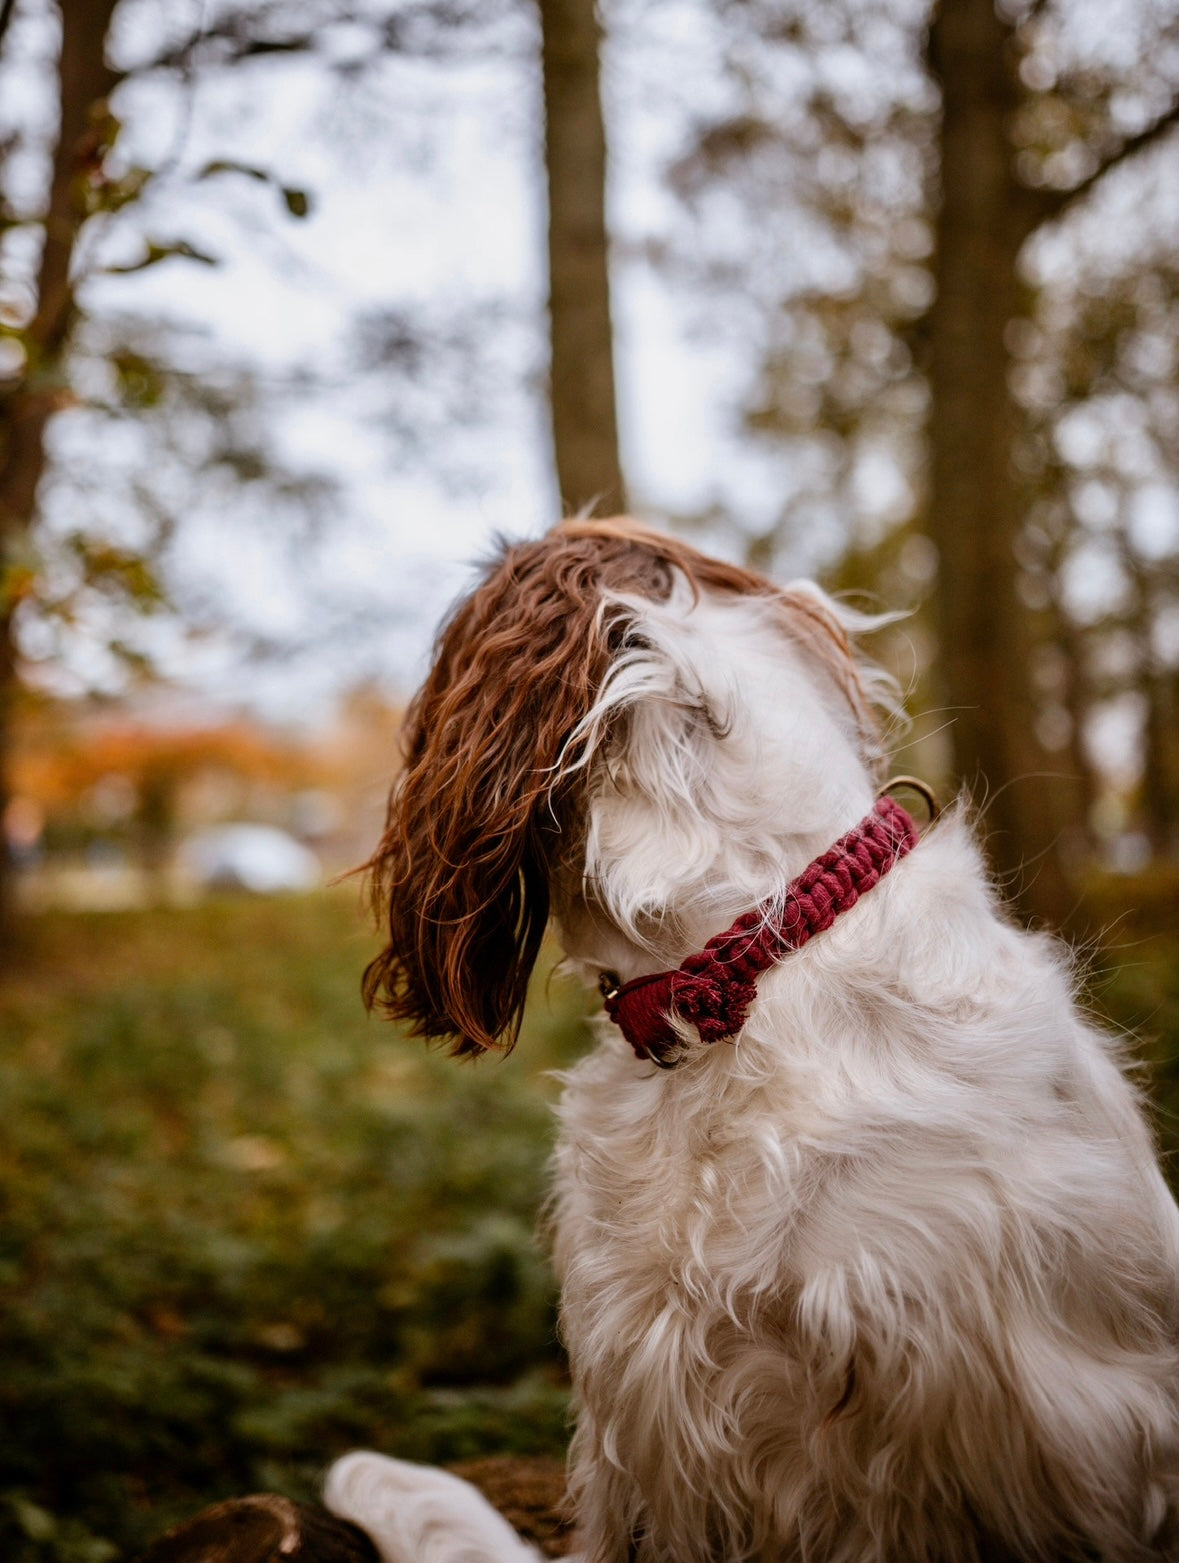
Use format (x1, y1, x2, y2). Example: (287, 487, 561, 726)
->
(0, 886, 1176, 1562)
(0, 890, 588, 1562)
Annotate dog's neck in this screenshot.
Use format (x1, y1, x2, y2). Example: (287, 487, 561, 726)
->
(600, 796, 920, 1065)
(555, 590, 878, 985)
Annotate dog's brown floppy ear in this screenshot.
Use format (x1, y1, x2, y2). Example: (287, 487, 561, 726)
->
(362, 517, 872, 1055)
(362, 534, 628, 1056)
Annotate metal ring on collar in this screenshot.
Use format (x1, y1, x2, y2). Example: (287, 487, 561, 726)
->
(876, 775, 941, 826)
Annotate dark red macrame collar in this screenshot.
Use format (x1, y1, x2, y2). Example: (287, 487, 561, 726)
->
(601, 795, 920, 1067)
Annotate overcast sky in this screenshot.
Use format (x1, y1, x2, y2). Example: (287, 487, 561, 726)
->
(3, 0, 807, 720)
(3, 0, 1176, 733)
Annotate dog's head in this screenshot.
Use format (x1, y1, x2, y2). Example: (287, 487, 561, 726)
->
(364, 518, 890, 1055)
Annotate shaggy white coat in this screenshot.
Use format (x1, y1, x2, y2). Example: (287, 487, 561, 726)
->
(327, 585, 1179, 1563)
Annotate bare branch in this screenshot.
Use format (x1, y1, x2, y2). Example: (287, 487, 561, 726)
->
(1028, 98, 1179, 229)
(137, 0, 520, 74)
(147, 28, 323, 72)
(0, 0, 17, 62)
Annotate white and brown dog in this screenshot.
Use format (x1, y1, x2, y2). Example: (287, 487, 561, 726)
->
(326, 518, 1179, 1562)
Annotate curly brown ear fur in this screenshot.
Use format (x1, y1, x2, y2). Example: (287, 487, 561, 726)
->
(362, 517, 881, 1055)
(362, 523, 664, 1055)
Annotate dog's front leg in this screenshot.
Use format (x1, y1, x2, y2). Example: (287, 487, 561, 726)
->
(325, 1452, 548, 1563)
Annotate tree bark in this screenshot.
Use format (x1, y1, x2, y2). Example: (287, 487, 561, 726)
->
(925, 0, 1082, 929)
(134, 1495, 379, 1563)
(0, 0, 118, 944)
(1124, 551, 1179, 854)
(537, 0, 626, 515)
(133, 1462, 573, 1563)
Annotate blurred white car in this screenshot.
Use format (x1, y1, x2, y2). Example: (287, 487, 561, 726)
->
(179, 824, 321, 895)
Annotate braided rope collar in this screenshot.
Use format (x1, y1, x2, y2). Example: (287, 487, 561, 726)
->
(600, 795, 920, 1067)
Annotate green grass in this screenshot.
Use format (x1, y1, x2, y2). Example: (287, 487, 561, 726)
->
(0, 891, 588, 1562)
(1084, 920, 1179, 1186)
(0, 889, 1176, 1562)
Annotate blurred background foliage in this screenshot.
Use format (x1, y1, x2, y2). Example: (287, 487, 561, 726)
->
(1, 893, 583, 1561)
(1, 0, 1178, 1556)
(0, 0, 1177, 935)
(0, 888, 1175, 1563)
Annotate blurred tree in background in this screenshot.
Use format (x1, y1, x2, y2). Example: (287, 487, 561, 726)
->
(539, 0, 625, 513)
(660, 0, 1178, 927)
(0, 0, 631, 943)
(0, 0, 333, 944)
(928, 0, 1179, 926)
(3, 0, 1178, 940)
(1, 0, 120, 942)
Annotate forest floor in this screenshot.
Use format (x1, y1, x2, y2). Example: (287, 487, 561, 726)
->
(0, 889, 585, 1562)
(0, 883, 1176, 1561)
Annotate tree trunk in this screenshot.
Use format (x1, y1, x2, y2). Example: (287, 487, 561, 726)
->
(537, 0, 626, 515)
(0, 0, 118, 945)
(925, 0, 1082, 930)
(1128, 567, 1179, 855)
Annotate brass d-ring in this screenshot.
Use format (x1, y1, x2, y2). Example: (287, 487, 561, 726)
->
(877, 775, 940, 826)
(598, 970, 622, 1003)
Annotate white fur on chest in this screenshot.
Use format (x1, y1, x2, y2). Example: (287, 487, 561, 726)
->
(550, 838, 1179, 1563)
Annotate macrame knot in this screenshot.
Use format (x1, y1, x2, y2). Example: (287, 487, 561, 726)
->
(671, 969, 758, 1044)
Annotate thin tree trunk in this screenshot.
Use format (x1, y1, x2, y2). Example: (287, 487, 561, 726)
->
(537, 0, 626, 515)
(925, 0, 1082, 929)
(1141, 666, 1178, 854)
(1124, 553, 1179, 854)
(0, 0, 119, 945)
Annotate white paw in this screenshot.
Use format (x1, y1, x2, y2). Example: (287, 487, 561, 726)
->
(324, 1451, 542, 1563)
